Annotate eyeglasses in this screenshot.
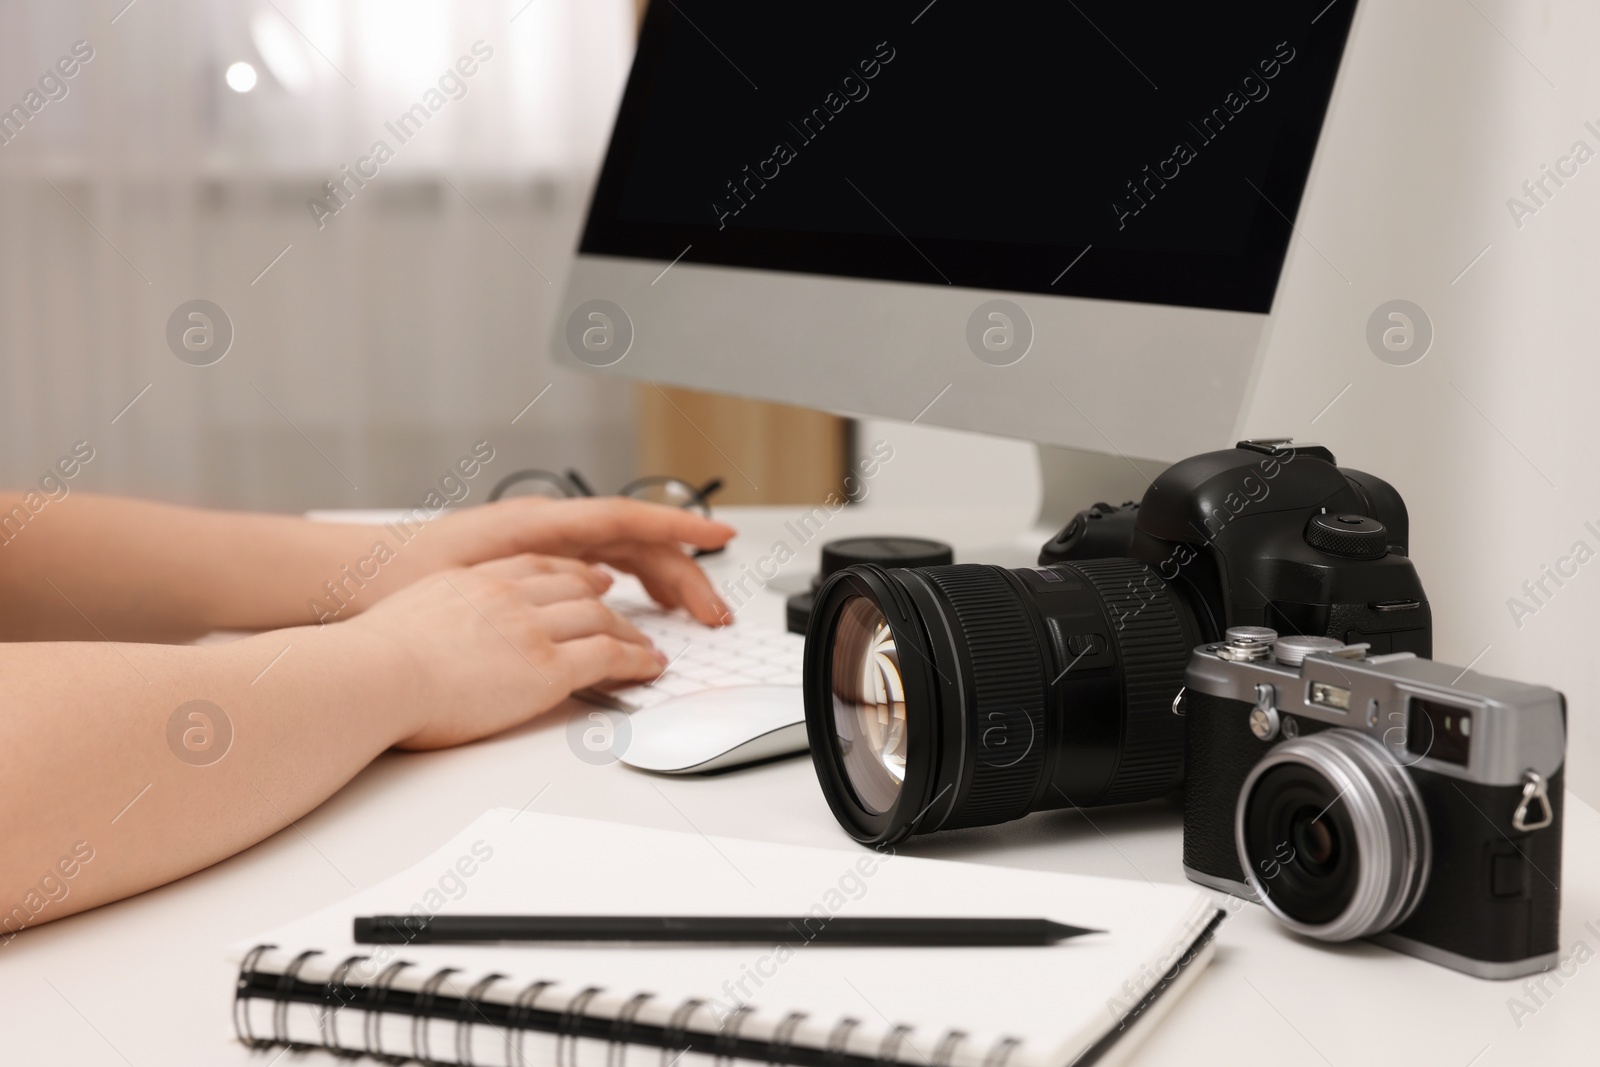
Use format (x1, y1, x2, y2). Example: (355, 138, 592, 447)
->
(487, 468, 726, 555)
(487, 468, 723, 511)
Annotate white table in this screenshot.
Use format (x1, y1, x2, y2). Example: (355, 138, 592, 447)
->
(5, 506, 1595, 1066)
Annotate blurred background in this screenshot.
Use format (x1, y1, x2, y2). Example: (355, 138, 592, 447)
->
(0, 0, 640, 510)
(1, 0, 992, 511)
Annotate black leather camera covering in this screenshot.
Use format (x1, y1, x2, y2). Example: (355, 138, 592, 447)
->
(1181, 688, 1329, 883)
(1183, 689, 1564, 964)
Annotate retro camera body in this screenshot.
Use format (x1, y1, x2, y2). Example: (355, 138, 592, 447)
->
(1182, 628, 1566, 978)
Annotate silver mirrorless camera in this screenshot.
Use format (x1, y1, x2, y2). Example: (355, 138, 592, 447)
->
(1181, 628, 1565, 979)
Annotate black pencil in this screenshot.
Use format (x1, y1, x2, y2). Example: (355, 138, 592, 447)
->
(352, 915, 1101, 946)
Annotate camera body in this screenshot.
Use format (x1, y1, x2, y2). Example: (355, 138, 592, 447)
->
(802, 439, 1440, 849)
(1182, 629, 1565, 978)
(1040, 440, 1432, 655)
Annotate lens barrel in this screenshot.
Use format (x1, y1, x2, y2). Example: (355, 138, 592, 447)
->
(804, 559, 1202, 845)
(1236, 731, 1431, 941)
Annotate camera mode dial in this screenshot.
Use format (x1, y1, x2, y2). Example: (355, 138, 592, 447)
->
(1304, 513, 1387, 559)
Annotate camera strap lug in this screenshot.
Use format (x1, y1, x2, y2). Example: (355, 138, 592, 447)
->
(1512, 770, 1554, 832)
(1171, 687, 1186, 716)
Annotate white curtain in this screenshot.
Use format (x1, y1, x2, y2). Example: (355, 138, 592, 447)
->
(0, 0, 637, 510)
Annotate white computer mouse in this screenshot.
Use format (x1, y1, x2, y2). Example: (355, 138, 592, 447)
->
(619, 686, 809, 774)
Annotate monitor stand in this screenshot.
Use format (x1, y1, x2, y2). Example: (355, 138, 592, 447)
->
(1034, 443, 1161, 533)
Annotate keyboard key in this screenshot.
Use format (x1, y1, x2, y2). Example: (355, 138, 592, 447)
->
(745, 663, 786, 681)
(652, 675, 704, 697)
(575, 595, 803, 713)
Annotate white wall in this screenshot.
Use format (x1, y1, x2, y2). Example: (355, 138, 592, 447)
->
(1243, 0, 1600, 806)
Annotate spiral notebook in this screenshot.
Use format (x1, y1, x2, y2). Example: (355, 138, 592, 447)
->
(230, 811, 1223, 1067)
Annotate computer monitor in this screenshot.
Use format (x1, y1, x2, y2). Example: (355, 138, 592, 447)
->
(556, 1, 1359, 463)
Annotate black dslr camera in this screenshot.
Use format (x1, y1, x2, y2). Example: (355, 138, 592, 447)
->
(804, 440, 1432, 846)
(1040, 439, 1431, 654)
(1181, 628, 1565, 978)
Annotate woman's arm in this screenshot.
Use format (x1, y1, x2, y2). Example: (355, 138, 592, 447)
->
(0, 556, 666, 933)
(0, 494, 735, 642)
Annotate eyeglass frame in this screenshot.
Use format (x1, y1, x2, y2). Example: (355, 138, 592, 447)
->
(486, 468, 726, 556)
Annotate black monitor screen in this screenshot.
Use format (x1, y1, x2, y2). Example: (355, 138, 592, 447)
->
(581, 1, 1357, 313)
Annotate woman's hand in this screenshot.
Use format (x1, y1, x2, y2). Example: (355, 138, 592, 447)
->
(0, 498, 730, 926)
(387, 497, 737, 625)
(347, 553, 669, 749)
(0, 493, 735, 642)
(0, 552, 673, 926)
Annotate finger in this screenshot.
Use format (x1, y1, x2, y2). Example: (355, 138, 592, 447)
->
(510, 498, 737, 554)
(595, 544, 681, 612)
(516, 573, 613, 607)
(535, 598, 652, 647)
(599, 543, 731, 626)
(471, 553, 610, 590)
(555, 634, 668, 691)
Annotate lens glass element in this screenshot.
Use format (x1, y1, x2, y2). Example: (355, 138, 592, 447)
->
(1242, 764, 1360, 926)
(829, 597, 908, 814)
(808, 557, 1196, 844)
(1290, 805, 1341, 873)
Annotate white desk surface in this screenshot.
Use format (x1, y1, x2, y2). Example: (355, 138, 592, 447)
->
(4, 506, 1595, 1066)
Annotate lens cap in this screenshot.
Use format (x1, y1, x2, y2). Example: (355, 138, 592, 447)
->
(787, 537, 954, 634)
(821, 537, 954, 577)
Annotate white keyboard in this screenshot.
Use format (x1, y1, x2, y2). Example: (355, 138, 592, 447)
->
(580, 588, 806, 712)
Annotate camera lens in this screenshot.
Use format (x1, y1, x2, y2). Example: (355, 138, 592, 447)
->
(1290, 805, 1340, 872)
(829, 596, 908, 814)
(804, 559, 1203, 846)
(1236, 731, 1431, 941)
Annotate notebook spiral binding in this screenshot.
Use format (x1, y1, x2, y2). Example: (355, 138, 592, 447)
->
(610, 991, 654, 1067)
(664, 996, 706, 1067)
(509, 979, 557, 1067)
(414, 966, 461, 1063)
(715, 1005, 754, 1067)
(321, 954, 365, 1054)
(826, 1017, 861, 1059)
(463, 974, 509, 1065)
(367, 959, 411, 1060)
(234, 944, 1025, 1067)
(564, 987, 606, 1067)
(770, 1011, 808, 1063)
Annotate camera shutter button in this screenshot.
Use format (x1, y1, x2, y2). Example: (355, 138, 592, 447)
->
(1305, 513, 1388, 559)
